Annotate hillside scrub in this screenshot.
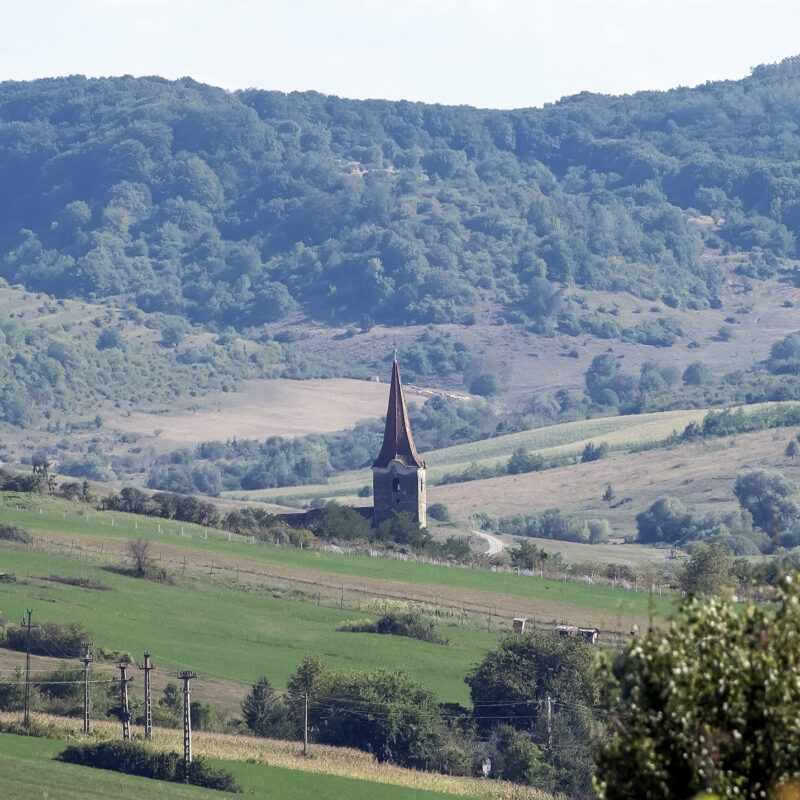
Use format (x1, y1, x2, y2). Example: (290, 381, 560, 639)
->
(287, 658, 442, 768)
(474, 509, 609, 544)
(636, 496, 769, 555)
(4, 65, 800, 438)
(1, 620, 89, 659)
(6, 61, 800, 333)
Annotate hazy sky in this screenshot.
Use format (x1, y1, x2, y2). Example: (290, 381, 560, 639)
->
(3, 0, 800, 109)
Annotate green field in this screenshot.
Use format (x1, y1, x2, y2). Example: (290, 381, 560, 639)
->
(0, 547, 497, 703)
(0, 495, 675, 620)
(0, 733, 471, 800)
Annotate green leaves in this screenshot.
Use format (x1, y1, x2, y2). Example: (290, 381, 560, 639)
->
(597, 578, 800, 799)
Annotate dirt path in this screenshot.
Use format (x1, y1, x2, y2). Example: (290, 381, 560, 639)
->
(474, 531, 505, 556)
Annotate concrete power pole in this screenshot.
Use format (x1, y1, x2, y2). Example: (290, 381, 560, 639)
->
(303, 692, 309, 756)
(80, 641, 93, 734)
(179, 671, 197, 768)
(545, 692, 553, 750)
(138, 653, 155, 739)
(21, 609, 37, 727)
(116, 663, 133, 740)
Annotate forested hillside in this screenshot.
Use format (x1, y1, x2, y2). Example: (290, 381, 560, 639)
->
(2, 57, 800, 333)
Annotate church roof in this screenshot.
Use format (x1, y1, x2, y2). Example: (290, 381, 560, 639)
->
(373, 358, 426, 469)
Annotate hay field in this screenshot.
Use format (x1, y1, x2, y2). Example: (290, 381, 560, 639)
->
(433, 425, 800, 537)
(110, 377, 424, 445)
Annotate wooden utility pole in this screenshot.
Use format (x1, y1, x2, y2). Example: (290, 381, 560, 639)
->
(179, 671, 197, 768)
(21, 609, 37, 727)
(116, 663, 133, 740)
(80, 641, 93, 734)
(138, 653, 155, 739)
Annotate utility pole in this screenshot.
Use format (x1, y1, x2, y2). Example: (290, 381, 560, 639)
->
(116, 663, 133, 740)
(21, 609, 37, 727)
(303, 692, 309, 756)
(80, 641, 93, 734)
(179, 671, 197, 768)
(545, 692, 553, 750)
(138, 653, 155, 739)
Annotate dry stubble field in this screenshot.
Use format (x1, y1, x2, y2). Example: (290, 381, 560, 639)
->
(433, 425, 800, 535)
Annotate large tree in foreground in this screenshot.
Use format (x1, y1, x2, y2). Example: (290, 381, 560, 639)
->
(596, 577, 800, 799)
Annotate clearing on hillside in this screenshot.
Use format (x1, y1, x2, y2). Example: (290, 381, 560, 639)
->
(110, 377, 426, 446)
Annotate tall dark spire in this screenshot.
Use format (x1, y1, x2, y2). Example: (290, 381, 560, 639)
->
(373, 357, 425, 469)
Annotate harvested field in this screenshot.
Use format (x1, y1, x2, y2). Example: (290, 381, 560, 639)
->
(432, 426, 800, 536)
(110, 377, 424, 446)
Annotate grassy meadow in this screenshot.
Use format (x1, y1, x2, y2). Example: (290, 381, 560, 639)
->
(0, 493, 675, 622)
(0, 732, 494, 800)
(0, 546, 499, 704)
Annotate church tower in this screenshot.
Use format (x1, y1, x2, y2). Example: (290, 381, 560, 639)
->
(372, 356, 426, 527)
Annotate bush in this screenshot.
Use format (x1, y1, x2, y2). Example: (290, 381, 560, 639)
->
(0, 524, 30, 543)
(581, 441, 609, 462)
(287, 659, 442, 767)
(241, 676, 293, 738)
(3, 621, 89, 658)
(338, 611, 447, 645)
(312, 502, 373, 541)
(427, 503, 451, 522)
(58, 741, 241, 792)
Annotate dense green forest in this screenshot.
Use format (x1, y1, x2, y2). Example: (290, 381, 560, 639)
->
(2, 58, 800, 333)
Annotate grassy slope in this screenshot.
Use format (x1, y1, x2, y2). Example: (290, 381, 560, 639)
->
(0, 547, 496, 704)
(0, 494, 674, 618)
(0, 733, 472, 800)
(433, 424, 800, 534)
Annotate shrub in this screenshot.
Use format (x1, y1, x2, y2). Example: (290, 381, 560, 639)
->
(241, 675, 294, 738)
(58, 741, 241, 792)
(312, 502, 373, 540)
(0, 524, 30, 543)
(338, 611, 447, 645)
(3, 621, 89, 658)
(287, 659, 442, 767)
(427, 503, 451, 522)
(581, 441, 609, 462)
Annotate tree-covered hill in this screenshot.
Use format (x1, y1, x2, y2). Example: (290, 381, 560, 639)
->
(2, 57, 800, 330)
